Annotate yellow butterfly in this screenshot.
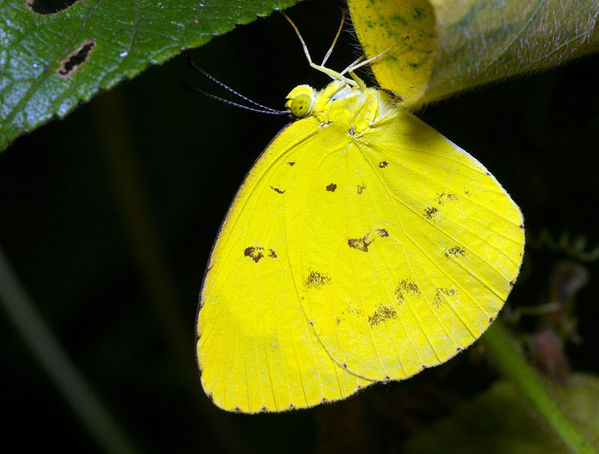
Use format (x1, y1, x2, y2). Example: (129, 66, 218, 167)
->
(196, 14, 524, 413)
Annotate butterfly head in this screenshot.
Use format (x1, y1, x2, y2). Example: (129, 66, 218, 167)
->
(286, 84, 316, 118)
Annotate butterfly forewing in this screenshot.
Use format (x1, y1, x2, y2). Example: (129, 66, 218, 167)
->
(198, 116, 372, 413)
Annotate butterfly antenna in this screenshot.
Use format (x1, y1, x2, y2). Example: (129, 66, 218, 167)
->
(179, 78, 288, 115)
(321, 11, 345, 66)
(185, 57, 286, 114)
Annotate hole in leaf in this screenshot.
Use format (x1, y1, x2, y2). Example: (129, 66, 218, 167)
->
(57, 38, 95, 79)
(26, 0, 81, 15)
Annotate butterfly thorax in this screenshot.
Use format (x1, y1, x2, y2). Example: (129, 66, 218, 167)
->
(286, 80, 400, 135)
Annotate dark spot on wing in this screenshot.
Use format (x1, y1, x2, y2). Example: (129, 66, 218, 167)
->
(342, 305, 363, 317)
(378, 161, 388, 168)
(489, 316, 495, 324)
(456, 346, 463, 352)
(395, 279, 420, 303)
(394, 286, 405, 304)
(348, 233, 373, 252)
(335, 317, 341, 325)
(399, 279, 420, 295)
(57, 38, 95, 78)
(433, 287, 457, 307)
(244, 246, 277, 263)
(424, 206, 438, 219)
(519, 224, 524, 230)
(368, 305, 398, 327)
(326, 183, 337, 192)
(435, 192, 458, 205)
(287, 161, 295, 166)
(509, 280, 515, 287)
(375, 228, 389, 237)
(244, 247, 263, 263)
(348, 127, 355, 135)
(233, 406, 241, 412)
(305, 271, 331, 288)
(356, 183, 366, 194)
(270, 186, 285, 194)
(444, 246, 466, 258)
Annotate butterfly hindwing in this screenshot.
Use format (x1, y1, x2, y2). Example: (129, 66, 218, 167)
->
(287, 97, 524, 381)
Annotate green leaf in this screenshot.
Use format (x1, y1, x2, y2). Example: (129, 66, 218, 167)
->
(0, 0, 302, 152)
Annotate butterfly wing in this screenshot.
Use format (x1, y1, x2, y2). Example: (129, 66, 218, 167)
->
(199, 84, 524, 411)
(197, 116, 372, 413)
(286, 104, 524, 380)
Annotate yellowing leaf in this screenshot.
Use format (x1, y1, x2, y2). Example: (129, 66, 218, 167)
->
(348, 0, 599, 106)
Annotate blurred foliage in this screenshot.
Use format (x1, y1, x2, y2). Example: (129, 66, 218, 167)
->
(0, 0, 598, 452)
(404, 374, 599, 454)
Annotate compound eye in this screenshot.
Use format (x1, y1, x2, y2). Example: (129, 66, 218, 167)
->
(289, 93, 313, 118)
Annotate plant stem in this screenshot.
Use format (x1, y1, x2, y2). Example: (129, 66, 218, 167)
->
(0, 245, 136, 454)
(484, 320, 597, 454)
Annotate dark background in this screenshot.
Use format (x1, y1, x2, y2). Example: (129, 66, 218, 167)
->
(1, 1, 598, 452)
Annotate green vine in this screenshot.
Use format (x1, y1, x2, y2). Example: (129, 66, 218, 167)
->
(484, 321, 597, 453)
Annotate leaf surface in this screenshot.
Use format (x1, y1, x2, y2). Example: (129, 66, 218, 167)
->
(348, 0, 599, 106)
(0, 0, 301, 151)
